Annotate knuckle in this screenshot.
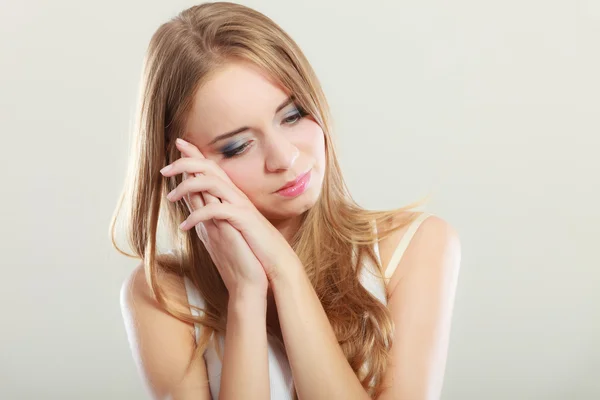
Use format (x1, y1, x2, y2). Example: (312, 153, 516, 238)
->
(192, 175, 204, 187)
(206, 158, 218, 169)
(179, 179, 191, 191)
(202, 175, 215, 186)
(189, 208, 200, 219)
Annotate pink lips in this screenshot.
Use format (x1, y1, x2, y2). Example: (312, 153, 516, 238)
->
(275, 170, 312, 198)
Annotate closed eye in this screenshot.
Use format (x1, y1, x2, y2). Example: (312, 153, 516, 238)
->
(221, 141, 252, 159)
(220, 106, 309, 159)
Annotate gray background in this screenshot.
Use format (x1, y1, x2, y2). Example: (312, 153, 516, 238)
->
(1, 0, 598, 399)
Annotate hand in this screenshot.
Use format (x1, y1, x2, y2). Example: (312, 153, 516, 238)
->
(161, 138, 302, 283)
(161, 139, 268, 295)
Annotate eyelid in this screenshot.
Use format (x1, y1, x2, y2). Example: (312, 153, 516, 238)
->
(289, 103, 300, 112)
(221, 140, 252, 159)
(220, 139, 245, 152)
(218, 106, 303, 153)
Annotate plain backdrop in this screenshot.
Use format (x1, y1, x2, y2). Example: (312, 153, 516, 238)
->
(1, 0, 598, 399)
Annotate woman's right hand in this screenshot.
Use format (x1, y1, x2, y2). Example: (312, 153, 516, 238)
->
(175, 169, 269, 297)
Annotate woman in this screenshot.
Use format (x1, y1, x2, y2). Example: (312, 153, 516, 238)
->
(113, 2, 461, 399)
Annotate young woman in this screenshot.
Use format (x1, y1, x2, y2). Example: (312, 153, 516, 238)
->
(113, 2, 461, 399)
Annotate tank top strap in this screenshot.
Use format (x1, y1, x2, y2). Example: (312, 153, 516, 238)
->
(383, 213, 432, 281)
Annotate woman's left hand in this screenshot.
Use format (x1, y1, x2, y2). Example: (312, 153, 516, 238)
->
(161, 138, 301, 282)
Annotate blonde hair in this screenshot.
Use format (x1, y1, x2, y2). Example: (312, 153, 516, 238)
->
(111, 2, 421, 397)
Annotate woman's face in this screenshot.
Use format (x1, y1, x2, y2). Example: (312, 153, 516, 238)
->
(184, 61, 326, 221)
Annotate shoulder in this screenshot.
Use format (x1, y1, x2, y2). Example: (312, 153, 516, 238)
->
(377, 212, 461, 294)
(377, 214, 461, 399)
(120, 260, 196, 353)
(405, 213, 461, 256)
(406, 214, 461, 276)
(120, 259, 193, 321)
(120, 260, 211, 398)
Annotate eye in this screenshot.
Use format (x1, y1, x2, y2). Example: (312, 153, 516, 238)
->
(221, 141, 252, 159)
(283, 107, 309, 125)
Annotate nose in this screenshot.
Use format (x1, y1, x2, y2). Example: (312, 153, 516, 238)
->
(265, 135, 299, 172)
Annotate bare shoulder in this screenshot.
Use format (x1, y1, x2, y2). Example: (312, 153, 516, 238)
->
(120, 260, 211, 399)
(120, 260, 192, 318)
(404, 213, 460, 249)
(377, 212, 461, 293)
(377, 214, 461, 399)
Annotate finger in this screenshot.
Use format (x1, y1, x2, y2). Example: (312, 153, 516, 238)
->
(182, 175, 216, 231)
(182, 171, 205, 211)
(176, 138, 207, 159)
(175, 139, 247, 200)
(201, 190, 225, 228)
(197, 171, 221, 206)
(201, 186, 223, 226)
(183, 170, 220, 228)
(162, 138, 249, 202)
(160, 157, 231, 184)
(202, 190, 221, 205)
(167, 175, 242, 204)
(182, 180, 212, 228)
(179, 202, 242, 231)
(177, 139, 221, 205)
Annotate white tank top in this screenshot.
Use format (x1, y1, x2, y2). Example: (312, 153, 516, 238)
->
(183, 214, 430, 399)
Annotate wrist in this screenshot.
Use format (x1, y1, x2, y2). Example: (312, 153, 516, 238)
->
(270, 259, 306, 294)
(228, 286, 268, 313)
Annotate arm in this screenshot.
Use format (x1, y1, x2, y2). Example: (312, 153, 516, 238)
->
(270, 216, 461, 400)
(120, 263, 212, 400)
(121, 263, 271, 400)
(378, 216, 462, 400)
(157, 138, 273, 399)
(271, 262, 370, 399)
(219, 287, 270, 400)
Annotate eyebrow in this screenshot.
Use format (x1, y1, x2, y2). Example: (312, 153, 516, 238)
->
(207, 96, 296, 146)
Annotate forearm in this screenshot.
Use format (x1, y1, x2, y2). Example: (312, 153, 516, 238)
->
(219, 288, 270, 400)
(272, 265, 370, 400)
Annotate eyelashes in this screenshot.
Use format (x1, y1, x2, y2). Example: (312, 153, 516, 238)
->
(220, 106, 309, 159)
(282, 106, 308, 125)
(221, 141, 252, 158)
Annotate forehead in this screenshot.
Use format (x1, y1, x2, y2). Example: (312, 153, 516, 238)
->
(185, 62, 290, 144)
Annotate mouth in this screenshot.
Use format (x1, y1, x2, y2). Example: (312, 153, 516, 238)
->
(276, 169, 311, 191)
(274, 168, 312, 197)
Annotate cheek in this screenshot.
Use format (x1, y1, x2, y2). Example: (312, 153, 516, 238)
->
(220, 158, 265, 201)
(296, 121, 326, 162)
(221, 166, 255, 194)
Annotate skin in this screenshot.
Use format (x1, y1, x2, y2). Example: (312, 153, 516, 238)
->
(183, 61, 326, 241)
(121, 60, 461, 400)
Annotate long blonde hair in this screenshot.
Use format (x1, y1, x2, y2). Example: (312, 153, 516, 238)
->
(111, 2, 421, 397)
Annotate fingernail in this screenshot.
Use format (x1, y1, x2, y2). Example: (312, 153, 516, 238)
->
(176, 138, 189, 146)
(179, 220, 188, 229)
(160, 165, 172, 175)
(166, 189, 176, 201)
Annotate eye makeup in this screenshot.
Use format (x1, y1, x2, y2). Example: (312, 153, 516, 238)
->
(217, 104, 309, 159)
(220, 140, 253, 158)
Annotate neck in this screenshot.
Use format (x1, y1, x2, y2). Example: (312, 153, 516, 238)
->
(268, 212, 305, 243)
